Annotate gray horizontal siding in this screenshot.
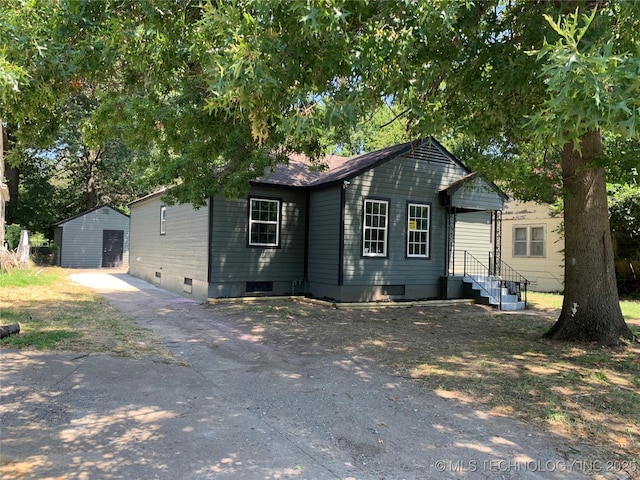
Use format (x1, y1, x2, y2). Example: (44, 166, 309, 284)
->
(209, 187, 306, 285)
(307, 187, 341, 285)
(340, 146, 469, 288)
(129, 197, 209, 298)
(58, 206, 130, 268)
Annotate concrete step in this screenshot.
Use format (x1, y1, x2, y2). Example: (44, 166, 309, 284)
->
(462, 276, 526, 311)
(500, 294, 520, 303)
(468, 285, 510, 299)
(498, 301, 526, 311)
(484, 297, 526, 311)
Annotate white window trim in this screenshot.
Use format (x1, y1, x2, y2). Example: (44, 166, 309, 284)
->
(513, 225, 545, 258)
(407, 203, 430, 258)
(160, 206, 166, 235)
(249, 198, 281, 247)
(362, 199, 389, 257)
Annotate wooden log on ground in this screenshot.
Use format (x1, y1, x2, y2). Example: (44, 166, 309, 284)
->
(0, 323, 20, 339)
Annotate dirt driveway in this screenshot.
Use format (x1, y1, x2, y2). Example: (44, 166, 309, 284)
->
(0, 271, 625, 479)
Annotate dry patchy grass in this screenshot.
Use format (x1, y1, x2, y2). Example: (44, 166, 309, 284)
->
(2, 268, 638, 467)
(219, 299, 640, 466)
(0, 267, 172, 362)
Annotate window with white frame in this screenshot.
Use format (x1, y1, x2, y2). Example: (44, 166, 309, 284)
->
(407, 203, 430, 257)
(363, 199, 388, 257)
(513, 225, 545, 257)
(160, 206, 166, 235)
(249, 198, 280, 246)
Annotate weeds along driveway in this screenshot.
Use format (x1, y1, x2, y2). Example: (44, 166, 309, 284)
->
(0, 271, 618, 479)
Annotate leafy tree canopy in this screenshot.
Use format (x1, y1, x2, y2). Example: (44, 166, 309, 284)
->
(3, 1, 638, 202)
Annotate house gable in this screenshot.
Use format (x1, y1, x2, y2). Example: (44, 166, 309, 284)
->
(254, 137, 480, 191)
(440, 174, 507, 212)
(339, 141, 468, 284)
(304, 137, 506, 302)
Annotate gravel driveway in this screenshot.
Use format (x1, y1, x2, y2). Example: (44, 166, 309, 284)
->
(0, 270, 616, 479)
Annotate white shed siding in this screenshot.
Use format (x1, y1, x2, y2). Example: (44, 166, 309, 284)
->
(57, 206, 130, 268)
(129, 196, 209, 299)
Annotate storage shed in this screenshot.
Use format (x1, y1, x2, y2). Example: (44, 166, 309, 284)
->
(53, 205, 130, 268)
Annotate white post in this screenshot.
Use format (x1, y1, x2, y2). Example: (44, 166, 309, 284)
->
(16, 230, 30, 267)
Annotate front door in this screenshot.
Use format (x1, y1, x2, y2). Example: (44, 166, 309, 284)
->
(102, 230, 124, 267)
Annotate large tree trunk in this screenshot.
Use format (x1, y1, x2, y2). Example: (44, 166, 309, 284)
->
(543, 130, 634, 346)
(81, 149, 100, 210)
(2, 126, 19, 225)
(5, 162, 19, 224)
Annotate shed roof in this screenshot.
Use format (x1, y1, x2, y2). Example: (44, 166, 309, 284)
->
(53, 205, 129, 227)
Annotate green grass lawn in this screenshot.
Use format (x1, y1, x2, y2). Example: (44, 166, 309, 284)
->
(528, 291, 640, 320)
(0, 267, 173, 360)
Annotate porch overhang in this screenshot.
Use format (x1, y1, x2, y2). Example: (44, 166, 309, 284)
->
(439, 173, 507, 212)
(440, 176, 506, 279)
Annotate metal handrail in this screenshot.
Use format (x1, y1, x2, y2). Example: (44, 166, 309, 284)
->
(464, 251, 529, 308)
(497, 257, 529, 306)
(463, 252, 500, 306)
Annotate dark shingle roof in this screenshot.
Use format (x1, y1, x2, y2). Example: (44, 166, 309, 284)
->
(254, 141, 420, 188)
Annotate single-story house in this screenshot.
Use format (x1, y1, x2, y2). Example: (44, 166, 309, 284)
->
(129, 138, 524, 306)
(53, 205, 130, 268)
(502, 200, 564, 292)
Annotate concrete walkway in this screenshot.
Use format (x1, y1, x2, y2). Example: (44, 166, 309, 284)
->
(1, 271, 619, 479)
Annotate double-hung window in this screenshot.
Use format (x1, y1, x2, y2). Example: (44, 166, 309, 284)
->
(407, 203, 430, 258)
(513, 226, 545, 257)
(160, 206, 166, 235)
(363, 199, 388, 257)
(249, 198, 280, 247)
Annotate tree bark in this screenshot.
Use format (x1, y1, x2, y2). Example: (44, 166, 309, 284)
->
(543, 130, 634, 346)
(2, 126, 19, 225)
(81, 149, 100, 210)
